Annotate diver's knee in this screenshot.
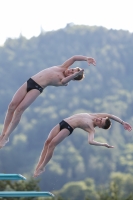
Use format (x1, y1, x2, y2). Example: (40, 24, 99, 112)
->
(8, 101, 18, 112)
(15, 106, 25, 116)
(48, 141, 56, 149)
(45, 139, 52, 147)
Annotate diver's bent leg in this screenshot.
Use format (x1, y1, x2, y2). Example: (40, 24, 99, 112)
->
(35, 125, 61, 171)
(34, 144, 55, 177)
(0, 83, 27, 138)
(0, 109, 23, 148)
(0, 90, 40, 148)
(35, 141, 50, 171)
(34, 129, 70, 177)
(1, 105, 17, 137)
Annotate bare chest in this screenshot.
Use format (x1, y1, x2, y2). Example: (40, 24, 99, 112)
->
(77, 118, 94, 132)
(32, 68, 65, 86)
(48, 71, 65, 86)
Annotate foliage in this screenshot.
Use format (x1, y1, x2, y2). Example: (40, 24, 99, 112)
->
(53, 175, 133, 200)
(0, 178, 41, 200)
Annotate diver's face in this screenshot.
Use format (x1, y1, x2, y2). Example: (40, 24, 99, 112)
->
(94, 118, 106, 128)
(64, 68, 80, 77)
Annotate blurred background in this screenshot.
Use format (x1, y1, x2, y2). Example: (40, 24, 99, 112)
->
(0, 1, 133, 199)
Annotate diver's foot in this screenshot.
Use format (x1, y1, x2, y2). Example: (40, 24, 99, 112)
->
(0, 138, 9, 149)
(33, 168, 45, 177)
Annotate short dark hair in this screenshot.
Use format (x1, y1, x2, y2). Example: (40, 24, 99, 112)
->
(73, 74, 85, 81)
(73, 67, 85, 81)
(102, 118, 112, 129)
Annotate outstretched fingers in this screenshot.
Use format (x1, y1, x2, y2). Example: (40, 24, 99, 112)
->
(87, 57, 96, 66)
(108, 145, 114, 148)
(124, 123, 132, 132)
(105, 143, 114, 148)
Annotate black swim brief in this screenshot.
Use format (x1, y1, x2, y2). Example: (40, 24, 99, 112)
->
(59, 120, 73, 135)
(27, 78, 43, 93)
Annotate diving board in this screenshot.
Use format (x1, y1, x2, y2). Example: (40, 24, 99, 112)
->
(0, 191, 54, 197)
(0, 174, 54, 198)
(0, 174, 26, 180)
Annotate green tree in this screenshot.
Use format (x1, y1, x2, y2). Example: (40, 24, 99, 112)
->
(0, 178, 40, 200)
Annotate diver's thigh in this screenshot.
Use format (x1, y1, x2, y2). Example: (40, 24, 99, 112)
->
(50, 129, 70, 146)
(47, 125, 60, 141)
(17, 89, 40, 110)
(11, 83, 27, 105)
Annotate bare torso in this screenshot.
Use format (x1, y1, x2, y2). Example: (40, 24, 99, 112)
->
(64, 113, 99, 133)
(31, 66, 66, 88)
